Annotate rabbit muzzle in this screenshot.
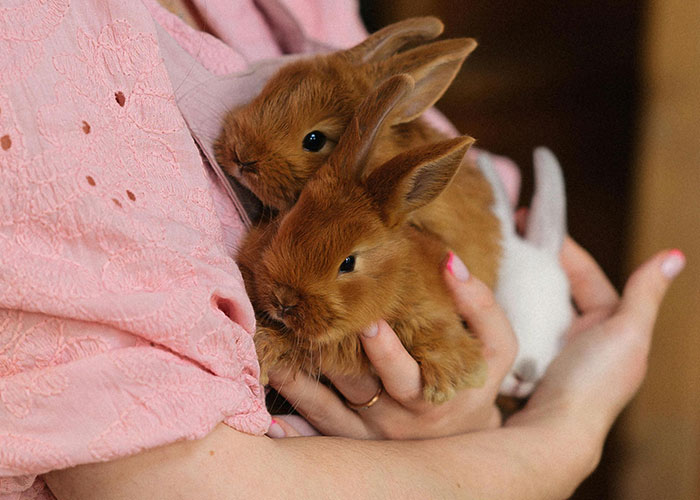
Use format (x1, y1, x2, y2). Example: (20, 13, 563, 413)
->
(269, 285, 301, 323)
(263, 282, 344, 343)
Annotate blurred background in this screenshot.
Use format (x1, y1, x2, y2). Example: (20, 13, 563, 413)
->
(359, 1, 699, 498)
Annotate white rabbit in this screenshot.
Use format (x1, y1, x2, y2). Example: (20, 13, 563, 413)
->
(477, 148, 572, 397)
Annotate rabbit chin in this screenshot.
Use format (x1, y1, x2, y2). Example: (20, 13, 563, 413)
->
(249, 179, 296, 211)
(232, 172, 266, 205)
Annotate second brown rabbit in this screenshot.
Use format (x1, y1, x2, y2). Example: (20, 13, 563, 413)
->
(237, 75, 487, 403)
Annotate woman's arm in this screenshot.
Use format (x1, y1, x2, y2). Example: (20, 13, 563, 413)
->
(44, 414, 596, 500)
(44, 244, 683, 500)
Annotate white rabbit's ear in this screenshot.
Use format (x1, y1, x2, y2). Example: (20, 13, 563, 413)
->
(526, 147, 567, 254)
(366, 136, 474, 226)
(378, 38, 477, 125)
(344, 17, 444, 64)
(330, 74, 415, 179)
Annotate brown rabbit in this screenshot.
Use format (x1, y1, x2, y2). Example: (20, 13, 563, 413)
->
(215, 16, 502, 289)
(215, 16, 450, 211)
(237, 75, 487, 404)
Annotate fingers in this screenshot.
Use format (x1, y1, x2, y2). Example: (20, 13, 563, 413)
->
(269, 415, 321, 438)
(354, 320, 423, 403)
(330, 371, 385, 410)
(617, 249, 685, 334)
(267, 368, 368, 438)
(266, 418, 296, 438)
(443, 252, 517, 369)
(561, 236, 619, 314)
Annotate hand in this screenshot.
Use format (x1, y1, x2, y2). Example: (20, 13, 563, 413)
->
(508, 238, 685, 455)
(267, 252, 517, 440)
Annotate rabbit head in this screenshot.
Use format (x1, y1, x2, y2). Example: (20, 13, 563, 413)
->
(243, 75, 474, 350)
(215, 17, 476, 211)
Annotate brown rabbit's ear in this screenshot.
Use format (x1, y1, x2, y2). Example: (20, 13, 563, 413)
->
(330, 74, 415, 179)
(344, 17, 444, 64)
(365, 136, 475, 225)
(378, 38, 477, 125)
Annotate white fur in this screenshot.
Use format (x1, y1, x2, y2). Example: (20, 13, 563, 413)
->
(477, 149, 572, 398)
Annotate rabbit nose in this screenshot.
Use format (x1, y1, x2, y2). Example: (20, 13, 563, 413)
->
(278, 304, 296, 317)
(232, 148, 258, 171)
(236, 158, 258, 174)
(513, 359, 538, 383)
(273, 286, 300, 316)
(235, 158, 258, 168)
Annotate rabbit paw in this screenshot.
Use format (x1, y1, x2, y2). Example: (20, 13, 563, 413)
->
(254, 325, 291, 386)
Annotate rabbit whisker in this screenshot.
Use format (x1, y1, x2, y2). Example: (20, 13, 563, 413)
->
(285, 333, 303, 412)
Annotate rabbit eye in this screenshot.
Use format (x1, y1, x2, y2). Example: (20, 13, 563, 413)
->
(302, 131, 326, 152)
(339, 255, 356, 274)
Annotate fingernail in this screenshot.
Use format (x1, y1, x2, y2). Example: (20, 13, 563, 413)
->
(445, 251, 470, 282)
(362, 322, 379, 338)
(266, 419, 286, 439)
(661, 249, 686, 279)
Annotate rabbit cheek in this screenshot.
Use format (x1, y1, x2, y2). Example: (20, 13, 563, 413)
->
(258, 160, 305, 210)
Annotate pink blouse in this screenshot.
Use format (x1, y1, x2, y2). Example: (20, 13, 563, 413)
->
(0, 1, 369, 498)
(0, 2, 519, 498)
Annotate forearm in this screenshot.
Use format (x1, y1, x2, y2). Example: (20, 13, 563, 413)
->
(45, 418, 601, 500)
(405, 419, 600, 500)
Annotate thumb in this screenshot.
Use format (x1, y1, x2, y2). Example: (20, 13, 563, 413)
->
(618, 249, 685, 334)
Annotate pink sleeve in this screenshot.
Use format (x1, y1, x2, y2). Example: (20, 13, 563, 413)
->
(0, 1, 270, 498)
(271, 0, 368, 48)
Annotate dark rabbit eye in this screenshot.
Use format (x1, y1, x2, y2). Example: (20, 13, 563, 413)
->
(302, 131, 326, 152)
(339, 255, 356, 274)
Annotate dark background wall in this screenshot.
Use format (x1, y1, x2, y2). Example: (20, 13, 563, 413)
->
(359, 2, 646, 498)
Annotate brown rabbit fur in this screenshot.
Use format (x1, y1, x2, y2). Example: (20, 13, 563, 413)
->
(215, 17, 449, 211)
(237, 76, 487, 403)
(216, 16, 502, 289)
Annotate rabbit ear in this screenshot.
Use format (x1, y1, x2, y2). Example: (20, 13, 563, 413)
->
(378, 38, 477, 125)
(344, 17, 444, 64)
(330, 74, 415, 179)
(365, 136, 474, 225)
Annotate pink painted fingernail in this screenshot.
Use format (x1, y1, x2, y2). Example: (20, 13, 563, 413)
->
(445, 251, 470, 282)
(661, 249, 686, 279)
(266, 419, 286, 439)
(362, 322, 379, 338)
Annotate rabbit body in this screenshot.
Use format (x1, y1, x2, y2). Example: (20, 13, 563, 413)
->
(239, 195, 485, 403)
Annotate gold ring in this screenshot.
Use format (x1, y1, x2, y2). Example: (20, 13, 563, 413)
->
(345, 384, 383, 411)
